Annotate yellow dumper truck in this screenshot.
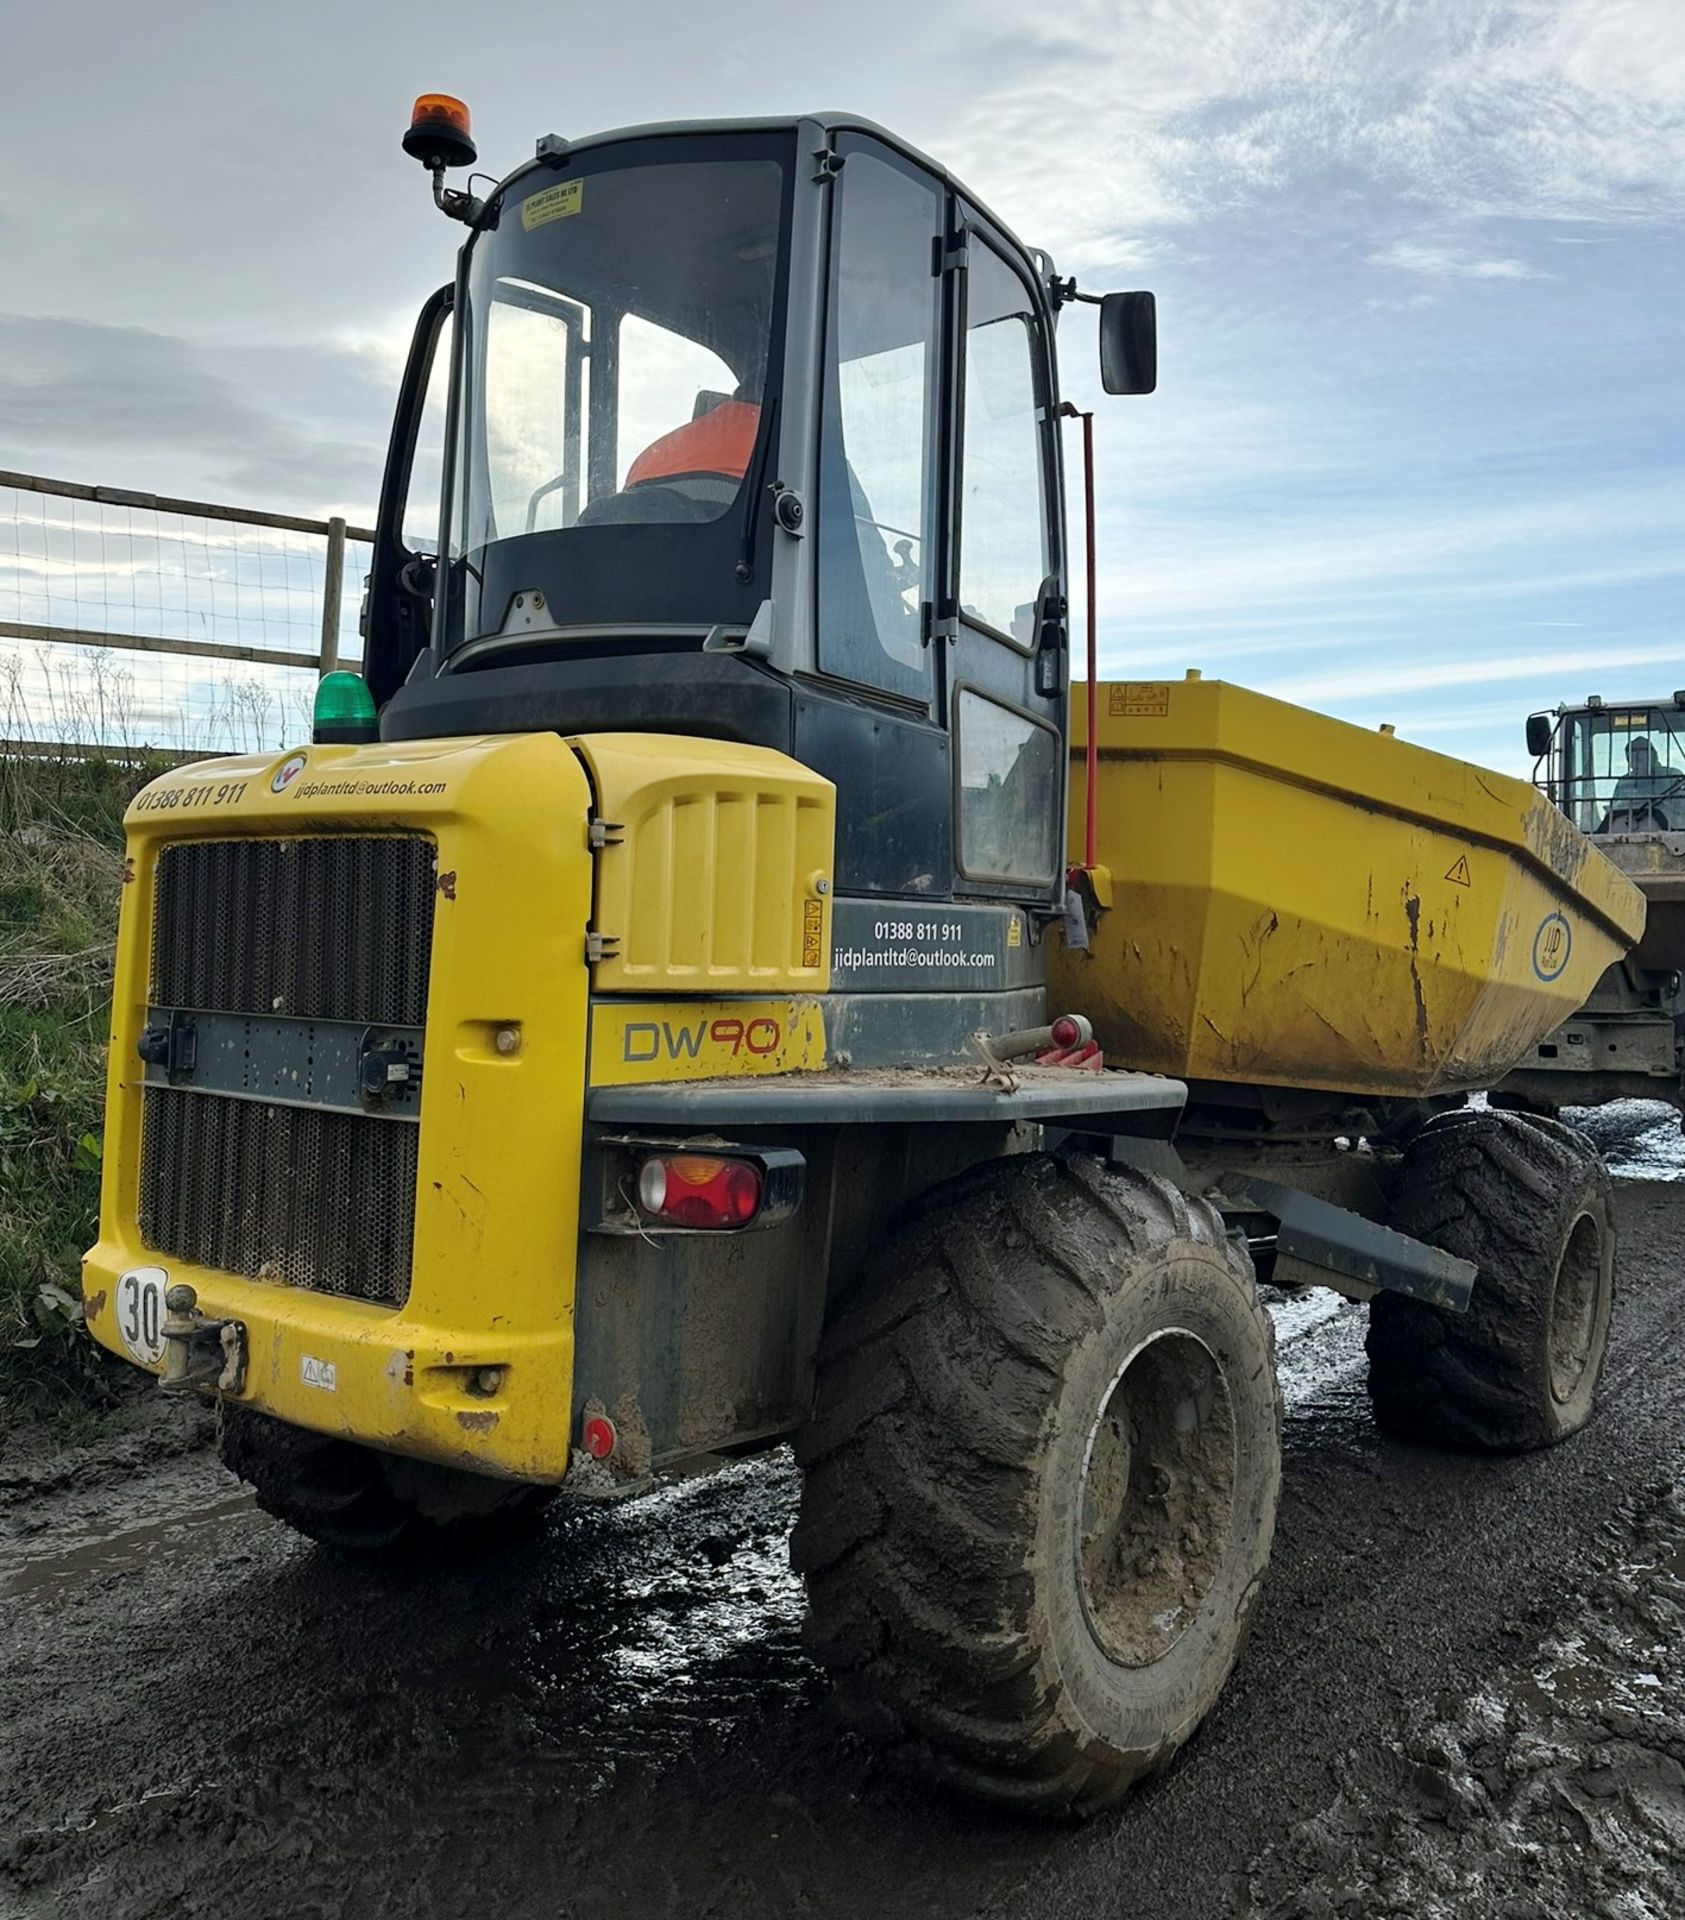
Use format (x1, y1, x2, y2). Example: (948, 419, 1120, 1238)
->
(84, 102, 1643, 1812)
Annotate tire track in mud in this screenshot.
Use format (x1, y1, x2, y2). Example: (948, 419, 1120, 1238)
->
(2, 1181, 1682, 1920)
(1242, 1468, 1685, 1920)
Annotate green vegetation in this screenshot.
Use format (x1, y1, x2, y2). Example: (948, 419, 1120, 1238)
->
(0, 742, 171, 1415)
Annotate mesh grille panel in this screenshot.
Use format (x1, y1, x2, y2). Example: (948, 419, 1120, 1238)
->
(143, 832, 434, 1308)
(151, 835, 436, 1024)
(139, 1090, 418, 1306)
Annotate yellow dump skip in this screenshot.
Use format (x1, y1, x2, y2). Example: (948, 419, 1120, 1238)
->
(1050, 677, 1647, 1100)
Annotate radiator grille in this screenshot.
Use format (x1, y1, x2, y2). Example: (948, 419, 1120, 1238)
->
(151, 835, 436, 1024)
(140, 1090, 418, 1306)
(142, 833, 436, 1308)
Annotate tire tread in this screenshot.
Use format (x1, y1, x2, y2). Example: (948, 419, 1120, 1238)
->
(795, 1151, 1280, 1813)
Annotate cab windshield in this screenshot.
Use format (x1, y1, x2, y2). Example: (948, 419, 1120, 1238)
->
(441, 134, 791, 654)
(1561, 705, 1685, 833)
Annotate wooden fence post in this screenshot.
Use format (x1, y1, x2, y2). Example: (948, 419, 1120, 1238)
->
(319, 516, 347, 676)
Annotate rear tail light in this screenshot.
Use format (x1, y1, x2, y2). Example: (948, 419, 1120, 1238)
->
(619, 1144, 805, 1233)
(637, 1153, 762, 1228)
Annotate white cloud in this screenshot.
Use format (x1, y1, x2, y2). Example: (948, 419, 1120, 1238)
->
(1092, 476, 1685, 626)
(1261, 639, 1685, 704)
(952, 0, 1685, 258)
(1368, 239, 1547, 281)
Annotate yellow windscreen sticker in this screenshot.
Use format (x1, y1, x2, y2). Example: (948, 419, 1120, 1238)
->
(1110, 681, 1171, 717)
(521, 180, 583, 231)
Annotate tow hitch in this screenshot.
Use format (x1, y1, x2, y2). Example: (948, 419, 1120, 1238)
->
(159, 1284, 247, 1396)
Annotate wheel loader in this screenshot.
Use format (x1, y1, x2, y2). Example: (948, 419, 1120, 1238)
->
(83, 101, 1645, 1813)
(1495, 694, 1685, 1116)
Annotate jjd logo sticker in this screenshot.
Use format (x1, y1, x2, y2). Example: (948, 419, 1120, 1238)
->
(1532, 912, 1572, 983)
(271, 752, 308, 795)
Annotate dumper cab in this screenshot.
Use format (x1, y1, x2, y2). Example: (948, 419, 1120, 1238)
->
(366, 115, 1133, 922)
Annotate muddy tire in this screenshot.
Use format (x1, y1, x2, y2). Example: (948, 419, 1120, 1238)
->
(792, 1152, 1281, 1814)
(1367, 1108, 1615, 1451)
(219, 1405, 555, 1555)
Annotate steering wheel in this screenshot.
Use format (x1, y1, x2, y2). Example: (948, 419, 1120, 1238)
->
(1599, 773, 1685, 835)
(525, 471, 571, 532)
(1603, 804, 1673, 833)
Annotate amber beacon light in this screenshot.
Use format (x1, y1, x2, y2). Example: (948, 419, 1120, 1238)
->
(403, 94, 477, 172)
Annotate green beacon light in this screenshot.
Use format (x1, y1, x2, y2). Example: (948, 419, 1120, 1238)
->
(313, 672, 378, 745)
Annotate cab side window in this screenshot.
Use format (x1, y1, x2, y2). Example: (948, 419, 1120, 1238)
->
(816, 149, 940, 707)
(958, 244, 1048, 647)
(956, 691, 1060, 885)
(400, 313, 453, 556)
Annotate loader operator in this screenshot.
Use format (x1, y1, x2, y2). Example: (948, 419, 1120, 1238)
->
(615, 393, 761, 516)
(610, 388, 920, 667)
(1603, 735, 1680, 832)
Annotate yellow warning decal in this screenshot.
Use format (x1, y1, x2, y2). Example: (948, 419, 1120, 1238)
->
(1007, 914, 1023, 949)
(802, 897, 826, 970)
(521, 180, 583, 230)
(1110, 681, 1170, 717)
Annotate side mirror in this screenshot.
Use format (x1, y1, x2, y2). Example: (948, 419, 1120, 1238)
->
(1100, 291, 1157, 395)
(1525, 714, 1553, 759)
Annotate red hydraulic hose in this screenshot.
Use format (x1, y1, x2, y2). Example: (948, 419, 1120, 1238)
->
(1080, 407, 1097, 872)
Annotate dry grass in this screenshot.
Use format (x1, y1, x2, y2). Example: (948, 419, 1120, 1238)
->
(0, 740, 171, 1415)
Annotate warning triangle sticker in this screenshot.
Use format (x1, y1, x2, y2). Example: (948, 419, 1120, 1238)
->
(1445, 855, 1472, 887)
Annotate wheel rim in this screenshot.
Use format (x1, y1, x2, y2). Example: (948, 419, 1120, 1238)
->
(1077, 1327, 1238, 1669)
(1547, 1210, 1605, 1406)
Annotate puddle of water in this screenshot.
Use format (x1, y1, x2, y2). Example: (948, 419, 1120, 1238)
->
(429, 1451, 816, 1793)
(0, 1492, 256, 1601)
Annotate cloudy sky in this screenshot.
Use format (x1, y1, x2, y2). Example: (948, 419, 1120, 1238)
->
(2, 0, 1681, 770)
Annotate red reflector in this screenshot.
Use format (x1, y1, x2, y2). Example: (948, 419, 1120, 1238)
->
(582, 1415, 616, 1460)
(636, 1153, 762, 1229)
(1050, 1015, 1082, 1048)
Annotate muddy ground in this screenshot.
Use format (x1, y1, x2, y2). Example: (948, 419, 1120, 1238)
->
(3, 1114, 1683, 1920)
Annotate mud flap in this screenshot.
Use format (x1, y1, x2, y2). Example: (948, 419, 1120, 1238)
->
(1222, 1173, 1476, 1312)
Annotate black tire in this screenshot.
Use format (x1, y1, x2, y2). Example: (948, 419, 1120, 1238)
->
(220, 1405, 556, 1555)
(1367, 1108, 1615, 1451)
(792, 1152, 1282, 1814)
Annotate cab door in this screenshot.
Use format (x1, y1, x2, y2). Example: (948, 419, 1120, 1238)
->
(797, 132, 951, 898)
(941, 213, 1067, 906)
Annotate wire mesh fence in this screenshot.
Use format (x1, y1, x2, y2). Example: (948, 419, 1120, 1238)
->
(0, 471, 374, 756)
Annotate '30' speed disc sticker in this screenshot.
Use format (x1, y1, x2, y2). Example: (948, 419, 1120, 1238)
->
(114, 1266, 169, 1365)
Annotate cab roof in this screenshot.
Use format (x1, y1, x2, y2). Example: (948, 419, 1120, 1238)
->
(484, 111, 1052, 284)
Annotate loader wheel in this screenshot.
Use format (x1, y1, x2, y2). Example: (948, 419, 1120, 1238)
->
(792, 1153, 1281, 1814)
(1367, 1108, 1615, 1451)
(219, 1405, 555, 1556)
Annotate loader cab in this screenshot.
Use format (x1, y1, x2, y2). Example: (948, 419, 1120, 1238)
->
(1532, 698, 1685, 836)
(366, 114, 1149, 920)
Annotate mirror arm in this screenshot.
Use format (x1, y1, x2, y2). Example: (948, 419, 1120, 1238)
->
(1049, 275, 1102, 310)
